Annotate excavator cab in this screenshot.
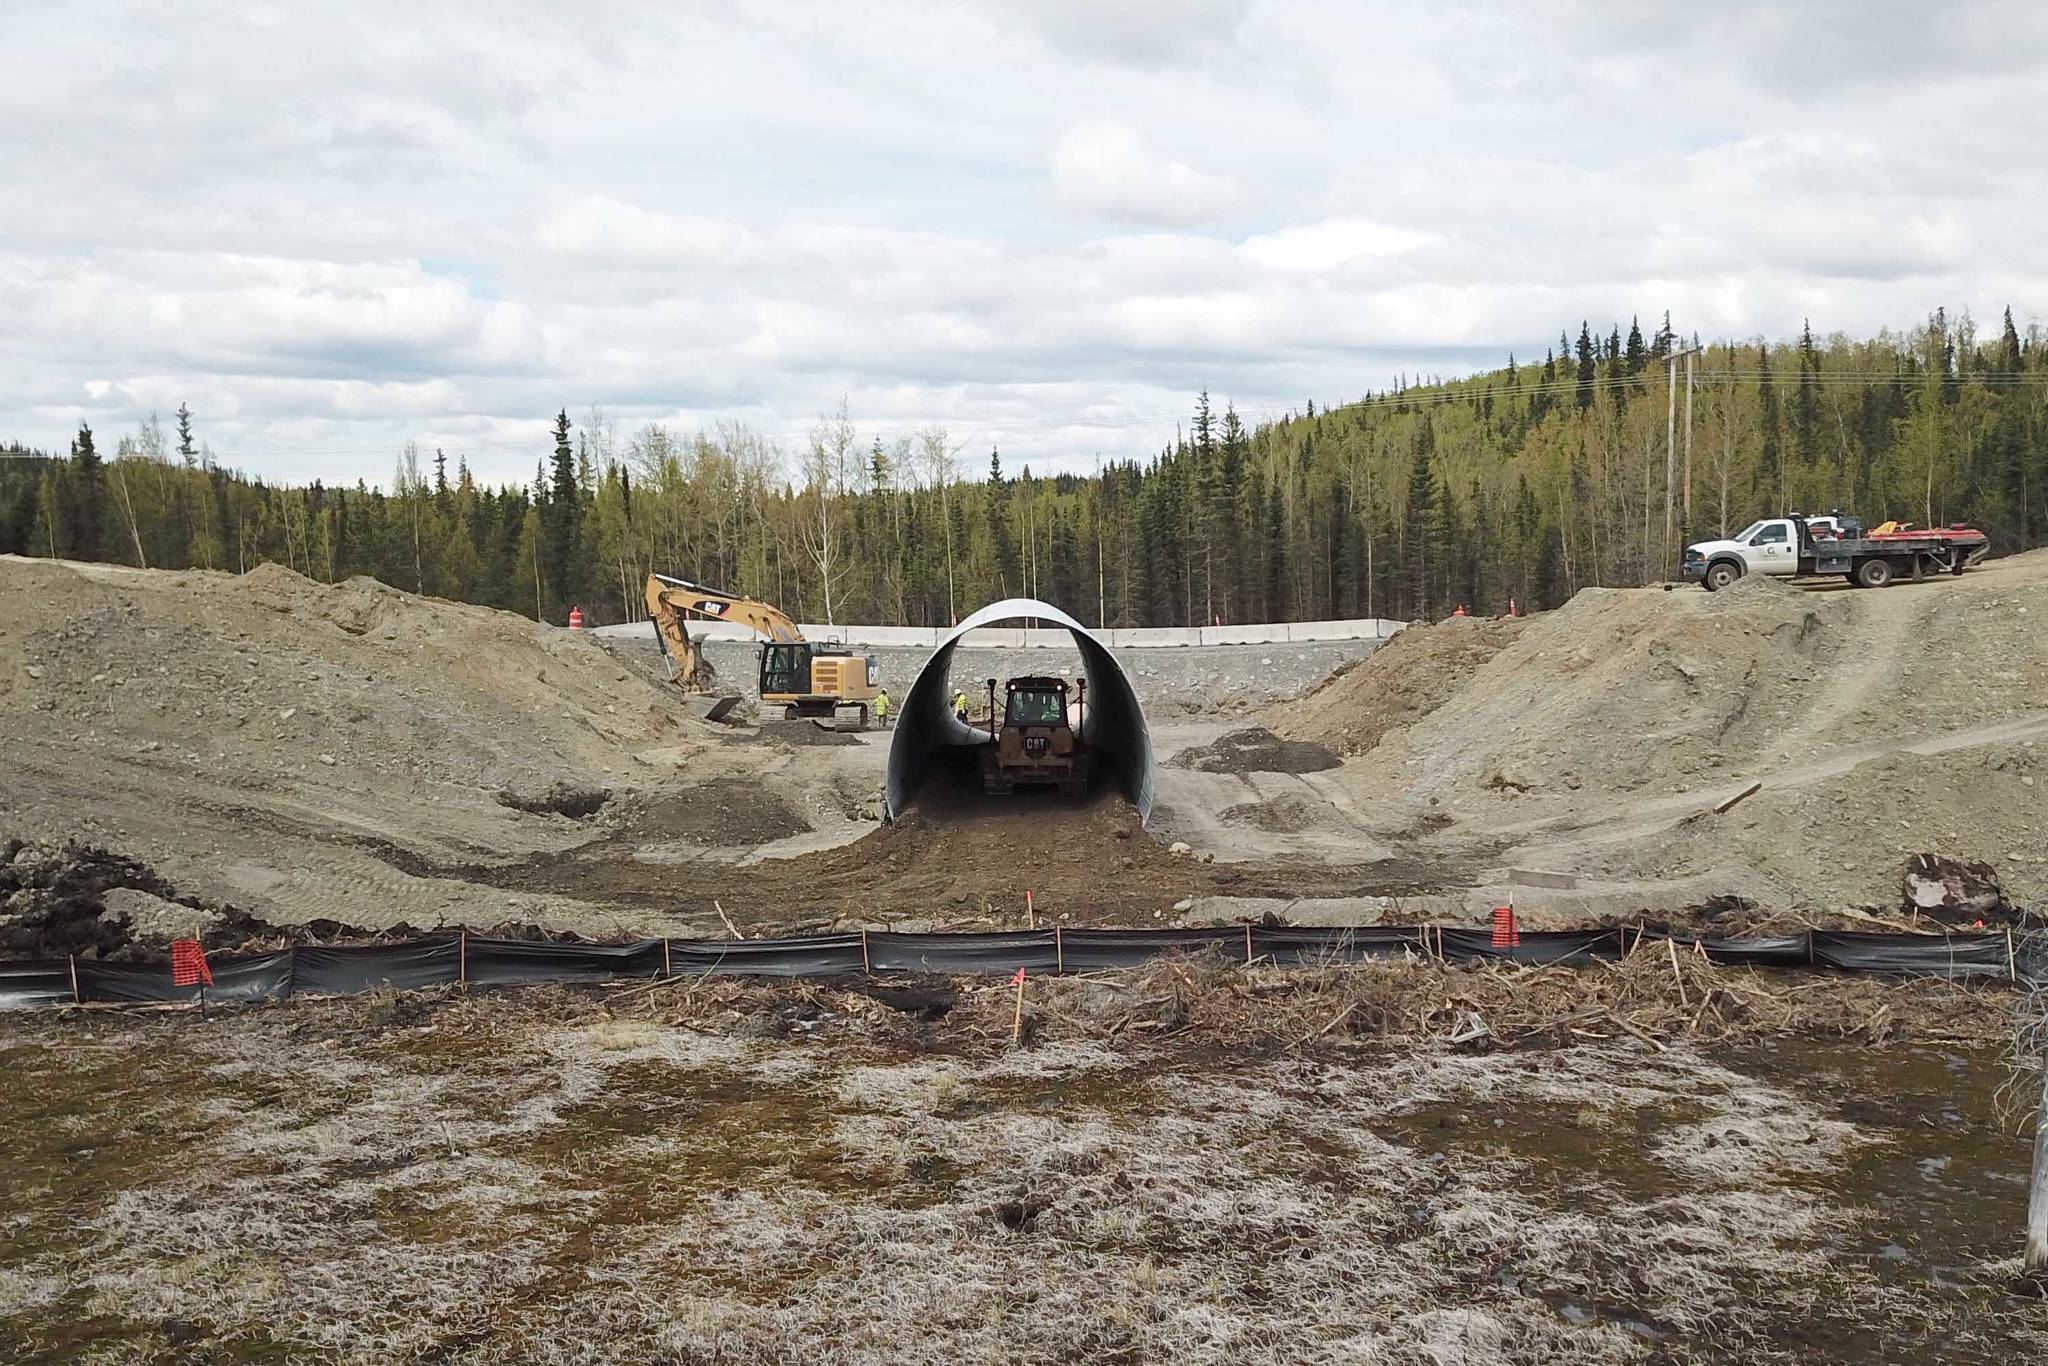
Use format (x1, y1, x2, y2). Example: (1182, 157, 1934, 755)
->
(760, 642, 880, 724)
(759, 642, 808, 697)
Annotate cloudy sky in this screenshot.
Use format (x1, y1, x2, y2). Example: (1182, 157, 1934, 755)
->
(4, 0, 2045, 487)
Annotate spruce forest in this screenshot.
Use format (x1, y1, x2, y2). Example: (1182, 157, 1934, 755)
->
(4, 308, 2045, 629)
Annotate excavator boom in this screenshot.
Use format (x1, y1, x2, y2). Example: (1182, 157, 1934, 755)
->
(644, 573, 805, 690)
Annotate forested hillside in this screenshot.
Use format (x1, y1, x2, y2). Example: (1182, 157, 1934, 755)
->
(4, 308, 2044, 628)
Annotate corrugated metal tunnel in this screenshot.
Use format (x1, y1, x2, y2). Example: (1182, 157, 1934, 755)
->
(883, 598, 1154, 823)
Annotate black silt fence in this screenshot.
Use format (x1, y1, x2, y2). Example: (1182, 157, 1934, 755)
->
(0, 925, 2029, 1012)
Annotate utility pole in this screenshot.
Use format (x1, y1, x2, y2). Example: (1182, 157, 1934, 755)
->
(1663, 339, 1702, 577)
(1665, 351, 1679, 576)
(1682, 345, 1697, 545)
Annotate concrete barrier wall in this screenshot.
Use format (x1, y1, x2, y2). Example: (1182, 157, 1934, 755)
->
(592, 617, 1408, 649)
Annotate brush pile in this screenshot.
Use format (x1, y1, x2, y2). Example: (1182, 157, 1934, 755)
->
(579, 945, 2011, 1052)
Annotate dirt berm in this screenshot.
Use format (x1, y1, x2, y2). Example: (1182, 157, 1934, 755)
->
(0, 556, 706, 934)
(1275, 551, 2048, 915)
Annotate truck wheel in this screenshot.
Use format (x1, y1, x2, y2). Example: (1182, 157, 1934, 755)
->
(1703, 561, 1740, 592)
(1854, 558, 1894, 589)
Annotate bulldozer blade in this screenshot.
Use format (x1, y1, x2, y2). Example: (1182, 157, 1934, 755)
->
(704, 695, 741, 724)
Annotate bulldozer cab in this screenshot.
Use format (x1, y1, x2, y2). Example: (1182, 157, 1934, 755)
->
(1005, 680, 1068, 727)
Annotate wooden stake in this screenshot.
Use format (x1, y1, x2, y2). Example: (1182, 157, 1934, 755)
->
(1026, 889, 1035, 929)
(1666, 935, 1689, 1008)
(1011, 969, 1027, 1044)
(2009, 929, 2019, 984)
(663, 937, 672, 979)
(1713, 781, 1763, 816)
(861, 929, 872, 976)
(1244, 922, 1254, 965)
(68, 954, 80, 1005)
(458, 930, 468, 988)
(1054, 926, 1064, 974)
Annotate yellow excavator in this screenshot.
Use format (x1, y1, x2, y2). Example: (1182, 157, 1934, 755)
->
(643, 573, 881, 726)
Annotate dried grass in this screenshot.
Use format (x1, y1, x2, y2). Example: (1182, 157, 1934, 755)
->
(0, 976, 2037, 1363)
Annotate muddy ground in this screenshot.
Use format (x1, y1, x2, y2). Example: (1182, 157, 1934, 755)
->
(0, 977, 2041, 1364)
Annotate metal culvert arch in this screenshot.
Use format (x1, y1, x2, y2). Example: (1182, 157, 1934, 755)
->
(883, 598, 1154, 823)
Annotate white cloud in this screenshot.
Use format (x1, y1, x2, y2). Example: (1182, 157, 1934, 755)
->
(1050, 123, 1240, 227)
(1240, 218, 1435, 272)
(1005, 0, 1255, 70)
(0, 1, 2043, 486)
(535, 198, 753, 267)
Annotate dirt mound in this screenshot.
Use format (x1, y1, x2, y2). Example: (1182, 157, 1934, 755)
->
(612, 781, 810, 847)
(1276, 615, 1527, 755)
(1168, 727, 1339, 774)
(0, 557, 686, 792)
(1369, 558, 2048, 804)
(0, 556, 710, 931)
(1359, 577, 1858, 797)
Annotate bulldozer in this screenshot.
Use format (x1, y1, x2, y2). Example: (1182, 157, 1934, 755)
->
(643, 574, 880, 727)
(979, 675, 1089, 797)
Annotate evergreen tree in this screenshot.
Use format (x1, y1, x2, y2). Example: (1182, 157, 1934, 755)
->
(544, 410, 577, 617)
(1574, 323, 1596, 409)
(1403, 426, 1435, 618)
(1529, 350, 1556, 424)
(175, 404, 196, 466)
(70, 422, 103, 560)
(1758, 344, 1783, 509)
(1652, 310, 1674, 360)
(1624, 317, 1646, 375)
(985, 445, 1015, 596)
(1792, 319, 1821, 470)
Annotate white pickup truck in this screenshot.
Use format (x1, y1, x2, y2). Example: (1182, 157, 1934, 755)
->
(1681, 515, 1990, 591)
